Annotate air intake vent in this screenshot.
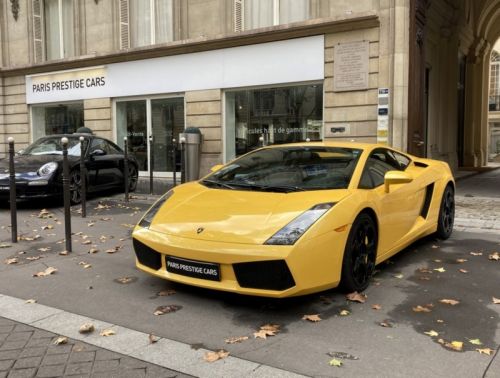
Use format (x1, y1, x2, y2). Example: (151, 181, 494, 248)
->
(414, 161, 429, 168)
(233, 260, 295, 291)
(420, 183, 435, 218)
(133, 239, 162, 270)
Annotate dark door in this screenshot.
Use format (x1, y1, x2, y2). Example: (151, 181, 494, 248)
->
(457, 54, 466, 167)
(88, 138, 121, 187)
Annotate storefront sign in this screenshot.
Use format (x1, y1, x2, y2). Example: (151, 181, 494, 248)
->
(377, 88, 389, 145)
(333, 41, 369, 92)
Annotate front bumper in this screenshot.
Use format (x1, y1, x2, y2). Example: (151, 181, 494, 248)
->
(0, 178, 58, 200)
(132, 226, 348, 298)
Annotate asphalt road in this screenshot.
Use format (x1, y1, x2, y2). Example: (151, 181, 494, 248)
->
(0, 193, 499, 377)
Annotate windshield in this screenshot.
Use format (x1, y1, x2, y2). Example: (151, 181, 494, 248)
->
(21, 137, 87, 157)
(203, 146, 363, 192)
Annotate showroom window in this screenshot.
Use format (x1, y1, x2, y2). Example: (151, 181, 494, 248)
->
(225, 84, 323, 161)
(235, 0, 310, 31)
(31, 102, 84, 141)
(32, 0, 76, 61)
(116, 97, 184, 175)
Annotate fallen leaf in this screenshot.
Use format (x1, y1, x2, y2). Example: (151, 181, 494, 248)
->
(459, 269, 468, 274)
(33, 267, 57, 277)
(393, 274, 404, 279)
(489, 252, 499, 261)
(88, 248, 99, 254)
(78, 262, 92, 269)
(424, 330, 439, 337)
(59, 251, 68, 256)
(419, 276, 431, 281)
(254, 324, 280, 339)
(149, 334, 160, 344)
(327, 352, 359, 360)
(439, 299, 460, 306)
(329, 358, 343, 367)
(456, 259, 468, 263)
(105, 246, 122, 254)
(26, 256, 41, 261)
(433, 259, 442, 263)
(476, 348, 494, 356)
(302, 314, 322, 322)
(0, 243, 12, 248)
(53, 336, 68, 345)
(153, 305, 181, 315)
(468, 338, 482, 345)
(41, 225, 54, 230)
(25, 299, 36, 304)
(434, 267, 446, 273)
(225, 336, 249, 344)
(444, 341, 463, 351)
(81, 240, 92, 245)
(79, 323, 95, 334)
(100, 329, 116, 337)
(371, 304, 382, 310)
(493, 297, 500, 304)
(5, 258, 18, 265)
(431, 245, 440, 249)
(346, 292, 366, 303)
(339, 310, 350, 316)
(437, 319, 444, 323)
(203, 350, 229, 363)
(87, 222, 95, 227)
(418, 267, 433, 274)
(379, 320, 394, 328)
(121, 224, 135, 228)
(100, 217, 112, 221)
(117, 277, 134, 284)
(413, 305, 432, 313)
(157, 289, 176, 296)
(470, 252, 483, 256)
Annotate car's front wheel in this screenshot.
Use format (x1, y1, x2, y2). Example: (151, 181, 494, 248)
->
(436, 184, 454, 239)
(69, 169, 82, 205)
(128, 164, 138, 192)
(340, 213, 378, 293)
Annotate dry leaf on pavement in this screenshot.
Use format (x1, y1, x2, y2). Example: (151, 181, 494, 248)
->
(379, 320, 394, 328)
(149, 334, 160, 344)
(79, 323, 95, 334)
(444, 341, 463, 351)
(339, 310, 350, 316)
(433, 267, 446, 273)
(153, 305, 181, 315)
(456, 258, 468, 263)
(25, 299, 36, 304)
(413, 305, 432, 313)
(5, 258, 18, 265)
(418, 267, 433, 274)
(302, 314, 322, 322)
(0, 243, 12, 248)
(117, 277, 135, 284)
(81, 240, 92, 245)
(346, 292, 367, 303)
(105, 246, 122, 254)
(468, 338, 482, 345)
(393, 274, 404, 279)
(100, 329, 116, 337)
(26, 256, 41, 261)
(59, 251, 68, 256)
(53, 336, 68, 345)
(33, 267, 57, 277)
(224, 336, 249, 344)
(78, 262, 92, 269)
(329, 358, 343, 367)
(203, 349, 229, 363)
(470, 252, 483, 256)
(41, 225, 54, 230)
(254, 324, 280, 339)
(439, 299, 460, 306)
(371, 304, 382, 310)
(157, 290, 176, 296)
(493, 297, 500, 304)
(488, 252, 499, 261)
(459, 269, 468, 274)
(424, 330, 439, 337)
(476, 348, 494, 355)
(88, 248, 99, 254)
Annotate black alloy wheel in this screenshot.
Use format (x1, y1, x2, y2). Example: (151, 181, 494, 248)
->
(69, 169, 82, 205)
(436, 185, 455, 239)
(340, 213, 378, 292)
(128, 164, 138, 192)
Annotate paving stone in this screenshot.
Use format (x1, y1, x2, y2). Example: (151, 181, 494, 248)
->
(94, 350, 121, 361)
(12, 326, 33, 334)
(25, 339, 52, 349)
(12, 357, 42, 369)
(0, 372, 6, 378)
(0, 341, 28, 351)
(0, 320, 14, 327)
(35, 365, 65, 377)
(114, 369, 146, 378)
(6, 368, 36, 378)
(68, 351, 95, 363)
(5, 333, 32, 343)
(119, 357, 147, 369)
(0, 335, 8, 343)
(0, 351, 20, 361)
(30, 331, 55, 340)
(92, 359, 120, 372)
(41, 353, 69, 366)
(0, 360, 14, 372)
(0, 327, 14, 334)
(18, 348, 46, 359)
(45, 345, 72, 355)
(65, 362, 93, 375)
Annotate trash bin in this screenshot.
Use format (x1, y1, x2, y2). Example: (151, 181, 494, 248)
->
(179, 127, 203, 182)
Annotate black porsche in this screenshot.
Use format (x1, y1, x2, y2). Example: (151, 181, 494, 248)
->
(0, 134, 138, 204)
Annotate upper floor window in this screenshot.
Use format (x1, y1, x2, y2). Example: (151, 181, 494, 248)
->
(120, 0, 173, 48)
(234, 0, 310, 32)
(32, 0, 76, 62)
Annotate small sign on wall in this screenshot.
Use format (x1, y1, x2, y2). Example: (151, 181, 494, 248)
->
(377, 88, 389, 145)
(333, 41, 370, 92)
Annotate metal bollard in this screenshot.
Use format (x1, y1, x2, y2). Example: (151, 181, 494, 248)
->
(8, 138, 17, 243)
(61, 137, 72, 253)
(180, 136, 186, 184)
(172, 139, 177, 187)
(79, 136, 87, 218)
(123, 137, 129, 203)
(149, 135, 154, 194)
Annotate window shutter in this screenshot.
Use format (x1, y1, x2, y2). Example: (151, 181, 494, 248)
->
(32, 0, 44, 62)
(234, 0, 244, 32)
(119, 0, 130, 49)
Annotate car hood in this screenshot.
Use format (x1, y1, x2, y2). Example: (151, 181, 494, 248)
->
(0, 155, 69, 174)
(148, 182, 351, 245)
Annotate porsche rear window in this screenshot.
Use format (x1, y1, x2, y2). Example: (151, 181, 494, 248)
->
(203, 147, 362, 192)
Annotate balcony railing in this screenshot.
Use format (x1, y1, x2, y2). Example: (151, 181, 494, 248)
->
(489, 95, 500, 112)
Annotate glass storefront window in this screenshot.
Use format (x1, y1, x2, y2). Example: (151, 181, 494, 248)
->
(116, 97, 184, 174)
(31, 102, 84, 141)
(225, 84, 323, 160)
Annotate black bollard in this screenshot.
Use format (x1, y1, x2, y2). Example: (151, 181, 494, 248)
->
(79, 136, 87, 218)
(8, 138, 17, 243)
(124, 137, 129, 203)
(61, 137, 72, 253)
(180, 137, 186, 184)
(172, 138, 177, 187)
(149, 135, 154, 194)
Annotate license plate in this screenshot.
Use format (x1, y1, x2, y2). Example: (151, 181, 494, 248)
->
(166, 256, 220, 281)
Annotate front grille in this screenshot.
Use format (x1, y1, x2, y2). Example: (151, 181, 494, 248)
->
(233, 260, 295, 291)
(133, 239, 162, 270)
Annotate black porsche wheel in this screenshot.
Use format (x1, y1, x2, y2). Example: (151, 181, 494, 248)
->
(340, 213, 378, 293)
(69, 169, 82, 205)
(128, 164, 138, 192)
(436, 185, 454, 239)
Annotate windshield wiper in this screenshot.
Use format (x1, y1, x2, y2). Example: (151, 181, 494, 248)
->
(226, 182, 306, 193)
(201, 179, 236, 190)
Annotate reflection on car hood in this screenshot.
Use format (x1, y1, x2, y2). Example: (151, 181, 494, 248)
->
(148, 182, 351, 245)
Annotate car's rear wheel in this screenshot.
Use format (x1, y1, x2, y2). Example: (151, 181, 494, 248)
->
(340, 213, 378, 293)
(69, 169, 82, 205)
(436, 184, 454, 239)
(128, 164, 138, 192)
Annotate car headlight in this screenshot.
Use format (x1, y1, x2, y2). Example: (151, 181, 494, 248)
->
(138, 190, 174, 228)
(38, 162, 58, 177)
(265, 203, 335, 245)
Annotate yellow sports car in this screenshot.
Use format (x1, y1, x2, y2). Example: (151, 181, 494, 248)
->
(132, 142, 454, 297)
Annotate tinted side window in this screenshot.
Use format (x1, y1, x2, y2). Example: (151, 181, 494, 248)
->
(359, 148, 406, 189)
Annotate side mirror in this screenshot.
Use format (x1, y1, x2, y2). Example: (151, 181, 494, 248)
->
(16, 150, 24, 155)
(210, 164, 224, 172)
(384, 171, 413, 193)
(90, 149, 106, 157)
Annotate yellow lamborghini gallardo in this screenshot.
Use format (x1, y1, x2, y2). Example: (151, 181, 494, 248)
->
(132, 142, 454, 297)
